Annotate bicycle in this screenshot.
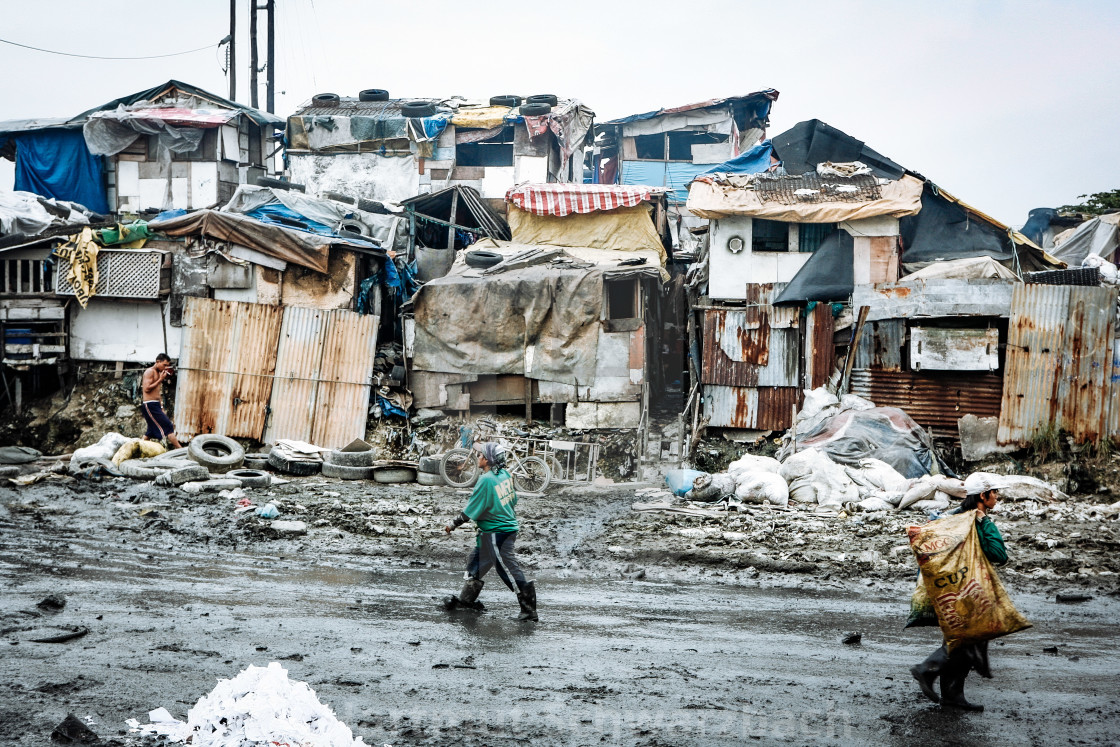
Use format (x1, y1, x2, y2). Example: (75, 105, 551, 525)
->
(439, 430, 551, 494)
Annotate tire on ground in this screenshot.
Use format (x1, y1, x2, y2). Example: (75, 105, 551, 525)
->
(418, 455, 443, 474)
(189, 435, 245, 474)
(226, 468, 271, 488)
(243, 453, 270, 470)
(373, 467, 417, 483)
(417, 470, 444, 486)
(118, 458, 197, 480)
(322, 462, 374, 480)
(267, 448, 322, 476)
(155, 464, 210, 487)
(326, 448, 377, 468)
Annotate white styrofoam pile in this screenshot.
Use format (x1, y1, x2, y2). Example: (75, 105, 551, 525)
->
(127, 662, 367, 746)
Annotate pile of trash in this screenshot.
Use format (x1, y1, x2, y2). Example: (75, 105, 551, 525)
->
(662, 388, 1066, 514)
(128, 662, 367, 746)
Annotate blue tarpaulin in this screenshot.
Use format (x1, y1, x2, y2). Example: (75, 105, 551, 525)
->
(246, 203, 336, 236)
(698, 140, 775, 177)
(621, 161, 712, 204)
(13, 129, 109, 214)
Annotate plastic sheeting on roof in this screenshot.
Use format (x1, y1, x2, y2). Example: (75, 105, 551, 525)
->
(604, 90, 778, 129)
(0, 190, 91, 239)
(697, 140, 775, 177)
(1049, 214, 1120, 266)
(84, 100, 237, 157)
(11, 130, 109, 214)
(506, 205, 667, 269)
(770, 119, 906, 181)
(506, 183, 665, 217)
(687, 173, 924, 222)
(72, 79, 282, 128)
(621, 161, 710, 204)
(899, 257, 1020, 282)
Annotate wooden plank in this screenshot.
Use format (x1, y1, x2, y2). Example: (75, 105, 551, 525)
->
(910, 327, 998, 371)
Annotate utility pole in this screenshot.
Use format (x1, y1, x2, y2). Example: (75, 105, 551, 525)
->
(265, 0, 275, 113)
(249, 0, 259, 109)
(228, 0, 237, 101)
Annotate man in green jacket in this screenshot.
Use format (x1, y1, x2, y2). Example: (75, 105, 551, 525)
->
(443, 442, 537, 622)
(911, 472, 1009, 711)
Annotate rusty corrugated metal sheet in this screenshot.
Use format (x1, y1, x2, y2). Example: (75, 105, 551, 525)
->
(701, 308, 766, 386)
(175, 298, 283, 439)
(265, 306, 329, 444)
(854, 319, 905, 371)
(264, 307, 379, 448)
(998, 284, 1068, 445)
(1110, 337, 1120, 441)
(756, 329, 799, 387)
(701, 385, 798, 429)
(851, 369, 1003, 438)
(1061, 286, 1115, 441)
(311, 310, 380, 446)
(807, 302, 834, 389)
(997, 285, 1117, 445)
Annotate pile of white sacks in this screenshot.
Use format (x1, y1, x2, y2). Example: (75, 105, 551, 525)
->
(684, 388, 1065, 512)
(688, 449, 965, 512)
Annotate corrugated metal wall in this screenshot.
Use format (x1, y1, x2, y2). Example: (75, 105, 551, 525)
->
(177, 298, 379, 447)
(176, 298, 284, 439)
(700, 283, 806, 430)
(850, 370, 1003, 438)
(998, 284, 1118, 445)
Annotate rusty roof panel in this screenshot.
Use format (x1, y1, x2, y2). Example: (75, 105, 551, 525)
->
(755, 329, 799, 387)
(175, 298, 283, 440)
(853, 319, 905, 371)
(998, 284, 1071, 445)
(850, 369, 1003, 439)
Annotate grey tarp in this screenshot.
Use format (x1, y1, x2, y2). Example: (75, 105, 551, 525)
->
(411, 264, 608, 386)
(1050, 215, 1120, 266)
(149, 210, 345, 273)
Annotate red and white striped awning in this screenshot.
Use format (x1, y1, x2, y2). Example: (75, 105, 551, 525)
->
(505, 183, 666, 218)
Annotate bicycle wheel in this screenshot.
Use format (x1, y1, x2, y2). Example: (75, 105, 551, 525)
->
(511, 455, 551, 494)
(546, 455, 565, 481)
(440, 448, 479, 488)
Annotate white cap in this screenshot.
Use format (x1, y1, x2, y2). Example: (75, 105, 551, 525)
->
(963, 472, 1013, 495)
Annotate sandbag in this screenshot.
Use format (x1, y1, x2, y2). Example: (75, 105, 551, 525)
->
(111, 439, 167, 466)
(734, 473, 790, 506)
(851, 458, 910, 494)
(665, 469, 707, 497)
(906, 510, 1031, 651)
(727, 453, 781, 477)
(910, 493, 951, 512)
(73, 432, 130, 463)
(779, 448, 859, 506)
(688, 472, 737, 502)
(899, 475, 965, 510)
(858, 496, 896, 512)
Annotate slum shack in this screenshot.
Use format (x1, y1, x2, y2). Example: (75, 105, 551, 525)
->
(595, 90, 779, 251)
(285, 93, 594, 205)
(685, 119, 1064, 437)
(405, 183, 673, 434)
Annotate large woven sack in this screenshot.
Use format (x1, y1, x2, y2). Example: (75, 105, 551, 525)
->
(906, 510, 1031, 652)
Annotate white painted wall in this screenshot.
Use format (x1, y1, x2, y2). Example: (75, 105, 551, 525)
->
(69, 299, 181, 362)
(709, 216, 812, 300)
(289, 153, 420, 204)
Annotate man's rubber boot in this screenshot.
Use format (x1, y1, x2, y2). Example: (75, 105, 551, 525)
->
(910, 644, 949, 704)
(516, 580, 538, 622)
(940, 672, 984, 712)
(443, 578, 485, 611)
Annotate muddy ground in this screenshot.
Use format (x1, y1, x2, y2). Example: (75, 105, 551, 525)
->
(2, 466, 1120, 745)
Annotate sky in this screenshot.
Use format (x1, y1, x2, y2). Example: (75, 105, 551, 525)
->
(1, 0, 1118, 227)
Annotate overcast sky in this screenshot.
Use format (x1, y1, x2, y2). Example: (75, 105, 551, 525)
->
(2, 0, 1117, 226)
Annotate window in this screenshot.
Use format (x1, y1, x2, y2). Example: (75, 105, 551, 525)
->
(0, 258, 53, 294)
(634, 134, 665, 160)
(752, 219, 789, 253)
(604, 277, 641, 331)
(456, 126, 515, 167)
(667, 131, 727, 162)
(799, 223, 836, 253)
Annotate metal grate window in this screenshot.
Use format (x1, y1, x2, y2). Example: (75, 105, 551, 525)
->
(56, 250, 163, 300)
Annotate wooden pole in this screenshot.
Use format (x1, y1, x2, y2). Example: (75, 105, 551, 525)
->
(838, 305, 870, 395)
(229, 0, 236, 101)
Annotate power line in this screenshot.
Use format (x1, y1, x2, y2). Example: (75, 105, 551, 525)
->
(0, 36, 220, 60)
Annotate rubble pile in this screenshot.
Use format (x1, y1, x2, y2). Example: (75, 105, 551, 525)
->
(129, 662, 367, 746)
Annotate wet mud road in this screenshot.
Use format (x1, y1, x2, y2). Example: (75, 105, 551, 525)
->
(2, 525, 1119, 746)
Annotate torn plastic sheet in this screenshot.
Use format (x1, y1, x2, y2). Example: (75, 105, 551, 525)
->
(129, 661, 367, 746)
(778, 406, 939, 479)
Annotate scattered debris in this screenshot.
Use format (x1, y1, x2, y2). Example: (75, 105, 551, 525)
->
(37, 594, 66, 612)
(50, 713, 98, 744)
(841, 632, 862, 645)
(1056, 592, 1093, 604)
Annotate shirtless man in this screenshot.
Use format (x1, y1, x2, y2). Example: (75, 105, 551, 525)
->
(140, 353, 182, 448)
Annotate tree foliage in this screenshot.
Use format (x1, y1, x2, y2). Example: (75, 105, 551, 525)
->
(1059, 189, 1120, 216)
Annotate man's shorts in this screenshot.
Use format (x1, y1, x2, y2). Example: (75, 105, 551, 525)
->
(140, 400, 175, 440)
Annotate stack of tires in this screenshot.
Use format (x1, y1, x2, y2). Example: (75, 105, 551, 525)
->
(321, 445, 377, 480)
(416, 455, 445, 486)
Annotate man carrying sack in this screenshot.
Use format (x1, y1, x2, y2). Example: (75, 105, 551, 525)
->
(907, 472, 1031, 711)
